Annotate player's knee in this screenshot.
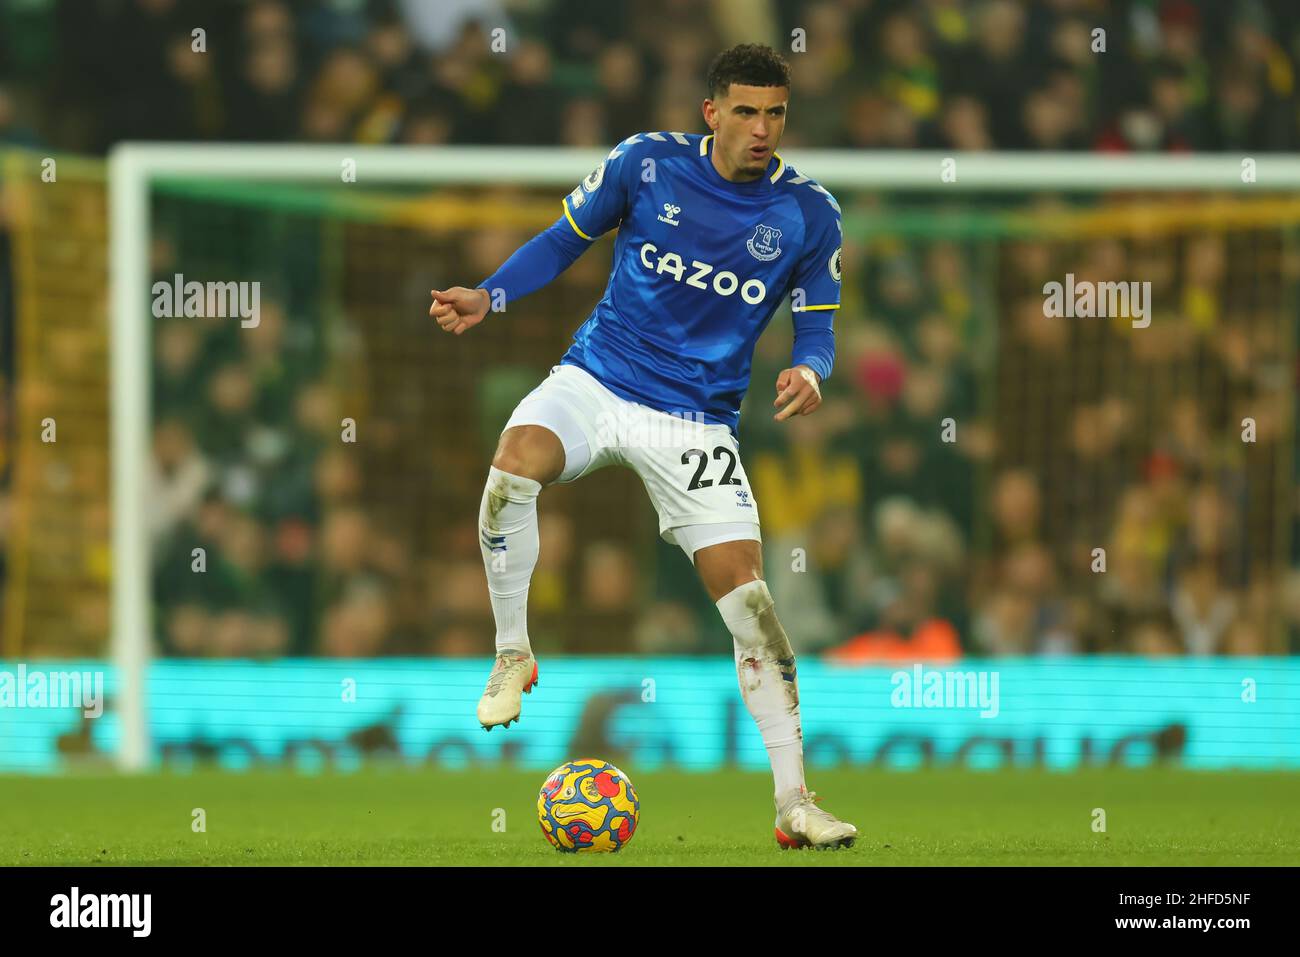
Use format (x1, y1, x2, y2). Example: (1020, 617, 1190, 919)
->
(492, 426, 564, 485)
(489, 448, 535, 481)
(698, 546, 764, 602)
(716, 570, 761, 601)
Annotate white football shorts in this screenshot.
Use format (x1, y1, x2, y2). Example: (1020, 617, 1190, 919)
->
(502, 363, 761, 562)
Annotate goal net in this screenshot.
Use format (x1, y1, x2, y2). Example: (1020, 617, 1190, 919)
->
(2, 145, 1298, 770)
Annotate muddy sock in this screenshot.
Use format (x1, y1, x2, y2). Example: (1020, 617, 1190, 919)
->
(479, 466, 542, 655)
(716, 579, 805, 801)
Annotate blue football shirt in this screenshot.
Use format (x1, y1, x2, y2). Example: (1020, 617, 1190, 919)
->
(487, 131, 842, 436)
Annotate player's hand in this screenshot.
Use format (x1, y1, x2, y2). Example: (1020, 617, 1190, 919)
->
(430, 286, 491, 335)
(773, 365, 822, 421)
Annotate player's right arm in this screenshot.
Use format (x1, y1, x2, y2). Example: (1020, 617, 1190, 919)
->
(431, 142, 637, 335)
(429, 286, 491, 335)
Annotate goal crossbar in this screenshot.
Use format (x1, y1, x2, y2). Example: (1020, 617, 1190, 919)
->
(107, 143, 1300, 770)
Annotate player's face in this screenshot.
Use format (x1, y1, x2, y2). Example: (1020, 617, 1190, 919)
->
(704, 84, 788, 181)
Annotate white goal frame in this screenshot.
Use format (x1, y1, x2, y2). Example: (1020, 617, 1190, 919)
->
(107, 143, 1300, 770)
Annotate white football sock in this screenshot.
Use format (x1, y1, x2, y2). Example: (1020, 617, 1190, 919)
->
(716, 579, 806, 802)
(479, 466, 542, 656)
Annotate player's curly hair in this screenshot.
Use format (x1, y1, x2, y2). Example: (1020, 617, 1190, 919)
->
(706, 43, 791, 99)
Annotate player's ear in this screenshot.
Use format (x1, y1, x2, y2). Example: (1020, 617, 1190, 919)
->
(701, 99, 714, 129)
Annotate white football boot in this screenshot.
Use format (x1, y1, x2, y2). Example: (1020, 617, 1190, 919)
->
(476, 652, 538, 730)
(774, 788, 858, 849)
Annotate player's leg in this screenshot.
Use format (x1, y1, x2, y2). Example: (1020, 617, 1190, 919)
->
(601, 389, 855, 846)
(474, 425, 559, 729)
(480, 422, 566, 651)
(616, 421, 806, 810)
(692, 535, 803, 796)
(476, 369, 604, 729)
(687, 533, 857, 849)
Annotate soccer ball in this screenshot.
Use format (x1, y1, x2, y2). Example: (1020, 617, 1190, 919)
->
(537, 758, 639, 852)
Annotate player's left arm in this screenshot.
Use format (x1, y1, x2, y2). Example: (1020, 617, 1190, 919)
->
(774, 204, 841, 421)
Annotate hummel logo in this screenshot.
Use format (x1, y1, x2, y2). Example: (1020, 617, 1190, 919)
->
(736, 489, 752, 508)
(657, 203, 682, 226)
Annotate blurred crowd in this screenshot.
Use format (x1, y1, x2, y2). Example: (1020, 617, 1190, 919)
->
(2, 0, 1300, 153)
(2, 0, 1300, 659)
(650, 224, 1300, 661)
(132, 207, 1300, 661)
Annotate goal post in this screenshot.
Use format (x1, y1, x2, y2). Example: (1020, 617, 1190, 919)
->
(103, 142, 1300, 771)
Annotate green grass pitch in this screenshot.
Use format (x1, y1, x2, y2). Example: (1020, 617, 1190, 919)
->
(2, 768, 1297, 866)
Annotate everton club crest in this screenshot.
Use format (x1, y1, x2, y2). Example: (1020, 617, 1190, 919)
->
(746, 224, 783, 261)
